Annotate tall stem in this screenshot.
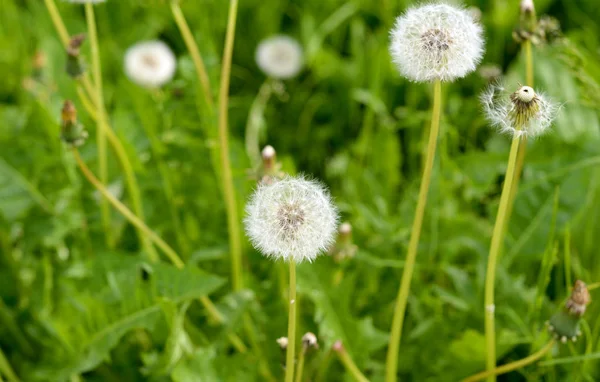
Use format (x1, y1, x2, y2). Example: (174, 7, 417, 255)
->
(294, 347, 306, 382)
(84, 4, 159, 261)
(218, 0, 243, 291)
(337, 347, 370, 382)
(285, 261, 297, 382)
(385, 80, 442, 382)
(463, 340, 554, 382)
(0, 346, 20, 382)
(483, 136, 521, 381)
(170, 1, 214, 110)
(84, 3, 112, 247)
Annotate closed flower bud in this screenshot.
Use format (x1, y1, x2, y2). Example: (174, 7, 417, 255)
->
(245, 176, 339, 263)
(547, 280, 591, 344)
(66, 34, 87, 78)
(389, 3, 484, 82)
(60, 100, 88, 147)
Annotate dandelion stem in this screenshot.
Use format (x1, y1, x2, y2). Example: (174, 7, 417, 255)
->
(336, 347, 370, 382)
(285, 261, 297, 382)
(218, 0, 243, 291)
(463, 340, 555, 382)
(385, 80, 442, 382)
(484, 135, 521, 381)
(84, 4, 159, 261)
(84, 3, 112, 248)
(170, 1, 214, 110)
(0, 345, 20, 382)
(245, 79, 273, 169)
(72, 149, 248, 353)
(294, 347, 306, 382)
(43, 0, 69, 47)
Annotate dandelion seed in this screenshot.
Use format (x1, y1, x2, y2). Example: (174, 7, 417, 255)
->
(481, 83, 559, 138)
(245, 176, 338, 263)
(255, 35, 303, 80)
(124, 41, 176, 88)
(389, 3, 484, 82)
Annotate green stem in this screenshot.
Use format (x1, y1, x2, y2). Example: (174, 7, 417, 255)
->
(295, 347, 306, 382)
(218, 0, 243, 291)
(285, 261, 297, 382)
(0, 346, 19, 382)
(43, 0, 69, 46)
(245, 79, 273, 169)
(84, 5, 159, 261)
(84, 3, 112, 248)
(484, 135, 521, 381)
(337, 348, 370, 382)
(463, 340, 555, 382)
(170, 1, 214, 110)
(385, 80, 442, 382)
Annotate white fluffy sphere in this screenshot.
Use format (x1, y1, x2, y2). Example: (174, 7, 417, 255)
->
(124, 41, 176, 88)
(245, 176, 339, 263)
(255, 35, 304, 79)
(389, 3, 484, 82)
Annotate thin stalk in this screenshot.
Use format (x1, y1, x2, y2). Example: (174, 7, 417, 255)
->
(85, 4, 159, 261)
(385, 80, 442, 382)
(506, 39, 534, 225)
(218, 0, 243, 291)
(43, 0, 69, 46)
(170, 1, 214, 110)
(85, 3, 112, 247)
(76, 86, 97, 121)
(463, 340, 555, 382)
(336, 348, 370, 382)
(295, 347, 306, 382)
(245, 79, 273, 169)
(0, 346, 19, 382)
(285, 261, 297, 382)
(484, 135, 521, 381)
(73, 149, 247, 353)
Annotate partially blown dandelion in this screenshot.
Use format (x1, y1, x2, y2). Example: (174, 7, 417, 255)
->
(481, 84, 559, 138)
(124, 41, 176, 88)
(389, 3, 484, 82)
(255, 35, 304, 80)
(245, 176, 338, 263)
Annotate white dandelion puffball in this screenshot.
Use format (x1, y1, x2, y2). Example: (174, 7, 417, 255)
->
(255, 35, 304, 79)
(245, 176, 339, 263)
(481, 84, 559, 138)
(389, 3, 484, 82)
(124, 41, 176, 88)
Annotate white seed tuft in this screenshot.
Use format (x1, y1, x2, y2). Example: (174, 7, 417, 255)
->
(245, 176, 339, 263)
(389, 2, 484, 82)
(124, 41, 176, 88)
(481, 83, 559, 138)
(255, 35, 304, 79)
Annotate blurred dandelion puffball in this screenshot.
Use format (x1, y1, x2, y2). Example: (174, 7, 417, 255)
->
(245, 176, 339, 263)
(255, 35, 303, 79)
(124, 41, 176, 88)
(481, 84, 559, 138)
(389, 3, 484, 82)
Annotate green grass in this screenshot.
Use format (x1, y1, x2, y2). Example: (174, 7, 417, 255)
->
(1, 0, 600, 381)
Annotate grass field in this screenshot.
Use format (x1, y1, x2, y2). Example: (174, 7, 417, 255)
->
(1, 0, 600, 381)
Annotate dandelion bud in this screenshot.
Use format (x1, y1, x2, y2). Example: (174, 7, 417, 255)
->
(332, 340, 344, 353)
(66, 34, 87, 78)
(124, 41, 176, 88)
(547, 280, 590, 344)
(389, 3, 484, 82)
(60, 101, 88, 147)
(245, 176, 339, 263)
(256, 35, 303, 80)
(276, 337, 288, 350)
(302, 332, 318, 350)
(481, 83, 559, 138)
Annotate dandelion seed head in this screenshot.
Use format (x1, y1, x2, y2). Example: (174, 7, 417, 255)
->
(124, 41, 176, 88)
(481, 83, 559, 138)
(389, 2, 484, 82)
(255, 35, 303, 79)
(245, 176, 339, 263)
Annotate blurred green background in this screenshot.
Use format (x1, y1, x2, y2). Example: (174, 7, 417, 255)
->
(1, 0, 600, 380)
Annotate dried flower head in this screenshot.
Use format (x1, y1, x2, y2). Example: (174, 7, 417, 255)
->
(245, 176, 339, 263)
(389, 3, 484, 82)
(124, 41, 176, 88)
(302, 332, 318, 350)
(481, 83, 559, 138)
(255, 35, 304, 79)
(547, 280, 591, 344)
